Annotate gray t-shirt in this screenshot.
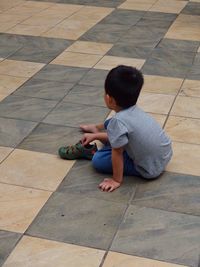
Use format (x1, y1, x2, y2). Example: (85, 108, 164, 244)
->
(107, 105, 172, 178)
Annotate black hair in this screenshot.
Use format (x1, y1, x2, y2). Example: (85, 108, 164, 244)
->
(104, 65, 144, 109)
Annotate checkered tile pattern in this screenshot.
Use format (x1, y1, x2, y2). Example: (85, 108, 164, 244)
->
(0, 0, 200, 266)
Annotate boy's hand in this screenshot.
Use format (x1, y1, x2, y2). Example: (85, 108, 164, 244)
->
(99, 178, 121, 192)
(81, 133, 96, 146)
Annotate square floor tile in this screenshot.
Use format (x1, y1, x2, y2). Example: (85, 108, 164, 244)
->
(165, 14, 200, 41)
(80, 23, 130, 43)
(147, 113, 166, 127)
(66, 41, 113, 55)
(150, 0, 187, 14)
(94, 55, 145, 70)
(0, 75, 28, 96)
(119, 0, 157, 11)
(170, 95, 200, 118)
(0, 59, 45, 78)
(0, 183, 51, 233)
(78, 68, 108, 87)
(14, 78, 74, 101)
(111, 205, 200, 267)
(0, 149, 75, 191)
(3, 236, 105, 267)
(0, 95, 57, 122)
(18, 123, 82, 155)
(33, 65, 89, 84)
(141, 48, 195, 78)
(103, 252, 188, 267)
(58, 160, 138, 204)
(0, 44, 21, 58)
(9, 37, 72, 64)
(0, 117, 37, 148)
(27, 191, 126, 250)
(165, 116, 200, 144)
(181, 1, 200, 16)
(43, 102, 108, 127)
(100, 9, 144, 25)
(0, 230, 21, 267)
(157, 38, 200, 52)
(62, 84, 105, 107)
(0, 146, 13, 163)
(138, 92, 175, 114)
(6, 24, 52, 36)
(51, 51, 102, 68)
(180, 79, 200, 97)
(186, 53, 200, 80)
(132, 171, 200, 216)
(166, 141, 200, 176)
(143, 75, 183, 95)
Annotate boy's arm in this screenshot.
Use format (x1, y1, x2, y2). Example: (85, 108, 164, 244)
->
(99, 147, 124, 192)
(81, 132, 108, 145)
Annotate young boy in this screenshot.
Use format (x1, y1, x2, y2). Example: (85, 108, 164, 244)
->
(59, 65, 172, 192)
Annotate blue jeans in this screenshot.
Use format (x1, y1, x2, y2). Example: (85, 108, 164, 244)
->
(92, 145, 141, 176)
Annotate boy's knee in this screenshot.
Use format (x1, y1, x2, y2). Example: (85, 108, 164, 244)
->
(92, 152, 103, 172)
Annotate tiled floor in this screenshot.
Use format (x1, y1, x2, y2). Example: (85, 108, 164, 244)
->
(0, 0, 200, 266)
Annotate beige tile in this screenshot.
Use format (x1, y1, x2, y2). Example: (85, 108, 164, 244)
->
(0, 13, 30, 24)
(165, 116, 200, 144)
(46, 3, 83, 16)
(170, 95, 200, 118)
(0, 149, 75, 191)
(165, 14, 200, 41)
(4, 236, 105, 267)
(119, 0, 157, 11)
(0, 59, 45, 78)
(150, 0, 187, 14)
(94, 55, 145, 70)
(148, 113, 167, 127)
(0, 74, 28, 95)
(0, 183, 51, 233)
(42, 6, 112, 40)
(0, 146, 13, 163)
(52, 51, 102, 68)
(0, 22, 18, 32)
(180, 79, 200, 98)
(0, 0, 24, 12)
(143, 75, 183, 95)
(198, 46, 200, 52)
(66, 41, 113, 55)
(166, 142, 200, 176)
(6, 24, 51, 36)
(138, 92, 175, 114)
(103, 252, 188, 267)
(0, 94, 7, 101)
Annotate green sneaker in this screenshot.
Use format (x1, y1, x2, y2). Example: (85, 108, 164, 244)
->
(58, 141, 97, 160)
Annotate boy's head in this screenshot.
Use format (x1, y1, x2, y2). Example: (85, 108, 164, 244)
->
(104, 65, 144, 109)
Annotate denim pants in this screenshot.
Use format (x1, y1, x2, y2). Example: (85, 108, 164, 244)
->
(92, 119, 141, 177)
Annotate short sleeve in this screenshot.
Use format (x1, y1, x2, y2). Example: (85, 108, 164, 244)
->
(107, 118, 128, 148)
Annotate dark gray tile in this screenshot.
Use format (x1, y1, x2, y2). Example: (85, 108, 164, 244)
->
(58, 160, 138, 204)
(0, 117, 37, 148)
(0, 45, 21, 58)
(111, 205, 200, 267)
(18, 123, 82, 155)
(62, 84, 105, 107)
(143, 11, 177, 22)
(132, 172, 200, 216)
(26, 191, 127, 250)
(0, 230, 21, 267)
(100, 9, 144, 25)
(9, 37, 72, 63)
(14, 78, 74, 101)
(33, 65, 89, 83)
(187, 53, 200, 80)
(142, 48, 195, 78)
(0, 95, 57, 122)
(80, 23, 130, 43)
(157, 38, 200, 52)
(43, 102, 108, 127)
(108, 43, 153, 59)
(181, 2, 200, 16)
(119, 26, 165, 49)
(136, 18, 173, 30)
(79, 69, 108, 87)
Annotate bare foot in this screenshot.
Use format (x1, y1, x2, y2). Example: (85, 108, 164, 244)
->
(80, 124, 99, 133)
